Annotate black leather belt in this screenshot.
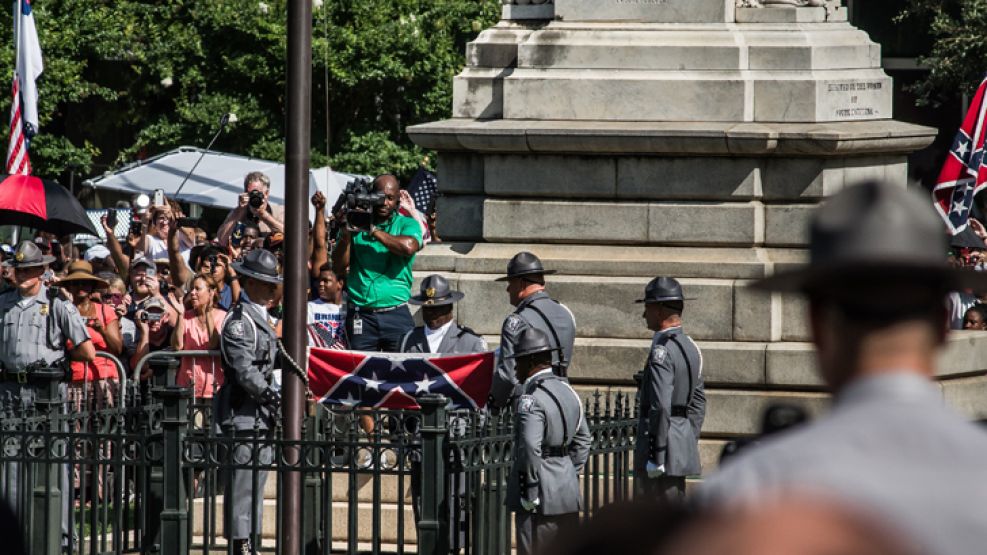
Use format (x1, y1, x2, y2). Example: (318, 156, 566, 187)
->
(671, 406, 688, 418)
(542, 446, 567, 457)
(353, 303, 406, 314)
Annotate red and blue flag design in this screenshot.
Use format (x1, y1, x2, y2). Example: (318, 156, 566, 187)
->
(307, 349, 494, 410)
(933, 75, 987, 235)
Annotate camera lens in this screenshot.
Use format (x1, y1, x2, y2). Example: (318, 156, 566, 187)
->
(249, 190, 265, 209)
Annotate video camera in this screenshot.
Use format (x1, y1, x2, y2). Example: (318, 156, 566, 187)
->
(333, 177, 386, 233)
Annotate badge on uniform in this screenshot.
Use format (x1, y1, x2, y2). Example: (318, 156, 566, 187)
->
(517, 395, 535, 414)
(505, 314, 524, 334)
(652, 345, 667, 365)
(229, 320, 245, 337)
(352, 315, 363, 336)
(39, 304, 49, 316)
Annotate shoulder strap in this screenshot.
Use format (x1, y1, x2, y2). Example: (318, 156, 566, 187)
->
(667, 334, 695, 409)
(535, 381, 571, 447)
(524, 302, 567, 370)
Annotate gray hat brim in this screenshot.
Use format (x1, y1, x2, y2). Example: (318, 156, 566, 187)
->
(505, 345, 560, 359)
(232, 261, 283, 284)
(635, 296, 696, 303)
(751, 261, 987, 293)
(3, 254, 55, 268)
(409, 291, 465, 306)
(494, 269, 557, 282)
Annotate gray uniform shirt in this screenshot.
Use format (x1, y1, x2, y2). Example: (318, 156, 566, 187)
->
(216, 295, 278, 432)
(0, 288, 89, 371)
(491, 291, 576, 407)
(399, 321, 488, 355)
(634, 326, 705, 477)
(507, 369, 591, 516)
(699, 373, 987, 555)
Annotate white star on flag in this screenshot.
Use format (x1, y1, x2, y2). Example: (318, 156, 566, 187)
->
(339, 391, 359, 407)
(958, 141, 971, 157)
(364, 373, 382, 392)
(952, 199, 967, 215)
(415, 377, 434, 394)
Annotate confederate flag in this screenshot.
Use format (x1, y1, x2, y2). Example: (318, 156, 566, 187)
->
(307, 349, 494, 410)
(933, 75, 987, 235)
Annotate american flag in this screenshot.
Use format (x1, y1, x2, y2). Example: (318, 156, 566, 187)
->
(6, 0, 42, 175)
(307, 349, 494, 410)
(406, 168, 438, 215)
(307, 322, 347, 350)
(933, 75, 987, 235)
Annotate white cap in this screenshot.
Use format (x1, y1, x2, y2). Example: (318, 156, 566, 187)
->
(83, 244, 112, 262)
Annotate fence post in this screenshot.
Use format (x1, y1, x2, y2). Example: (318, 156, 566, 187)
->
(302, 402, 323, 554)
(418, 394, 448, 555)
(29, 369, 66, 555)
(152, 383, 191, 555)
(145, 355, 181, 553)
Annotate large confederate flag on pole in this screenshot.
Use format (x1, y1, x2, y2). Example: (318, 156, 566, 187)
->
(307, 349, 494, 410)
(933, 75, 987, 235)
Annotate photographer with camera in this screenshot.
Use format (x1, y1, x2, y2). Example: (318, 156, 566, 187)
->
(216, 171, 285, 248)
(331, 174, 422, 352)
(130, 297, 174, 378)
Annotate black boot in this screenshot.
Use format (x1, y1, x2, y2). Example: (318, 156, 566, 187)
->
(232, 538, 252, 555)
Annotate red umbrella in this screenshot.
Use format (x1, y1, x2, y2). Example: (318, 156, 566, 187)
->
(0, 174, 98, 236)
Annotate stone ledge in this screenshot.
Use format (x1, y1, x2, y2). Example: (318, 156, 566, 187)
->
(408, 119, 937, 157)
(736, 6, 825, 23)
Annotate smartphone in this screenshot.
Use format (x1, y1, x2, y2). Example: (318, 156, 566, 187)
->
(129, 221, 143, 237)
(231, 222, 246, 248)
(176, 217, 199, 228)
(153, 189, 166, 207)
(106, 210, 118, 229)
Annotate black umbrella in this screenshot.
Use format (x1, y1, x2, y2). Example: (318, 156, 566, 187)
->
(950, 226, 987, 250)
(0, 174, 98, 236)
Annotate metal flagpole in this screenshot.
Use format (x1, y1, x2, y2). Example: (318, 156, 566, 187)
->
(282, 0, 312, 553)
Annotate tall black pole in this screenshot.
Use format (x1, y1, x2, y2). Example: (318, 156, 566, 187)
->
(283, 0, 312, 553)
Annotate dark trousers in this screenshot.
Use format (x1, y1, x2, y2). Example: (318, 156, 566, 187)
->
(635, 472, 686, 502)
(515, 511, 577, 555)
(345, 304, 414, 352)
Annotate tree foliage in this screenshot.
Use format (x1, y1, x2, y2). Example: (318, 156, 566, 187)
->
(897, 0, 987, 106)
(0, 0, 499, 181)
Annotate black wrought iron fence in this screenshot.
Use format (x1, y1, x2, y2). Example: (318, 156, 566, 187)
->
(0, 350, 638, 555)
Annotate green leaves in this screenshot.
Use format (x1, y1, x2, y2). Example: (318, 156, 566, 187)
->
(0, 0, 498, 181)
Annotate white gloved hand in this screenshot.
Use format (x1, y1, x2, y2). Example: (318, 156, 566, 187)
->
(646, 460, 665, 479)
(520, 497, 540, 512)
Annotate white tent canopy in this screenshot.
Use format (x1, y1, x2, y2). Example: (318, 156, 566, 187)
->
(86, 147, 360, 217)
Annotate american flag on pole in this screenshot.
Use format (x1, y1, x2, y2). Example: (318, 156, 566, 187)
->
(6, 0, 42, 175)
(933, 75, 987, 235)
(407, 167, 438, 214)
(307, 349, 494, 410)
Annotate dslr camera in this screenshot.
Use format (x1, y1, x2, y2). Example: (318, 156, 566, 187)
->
(337, 177, 386, 233)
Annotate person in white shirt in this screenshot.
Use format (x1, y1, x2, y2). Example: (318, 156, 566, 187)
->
(307, 263, 346, 348)
(399, 274, 486, 355)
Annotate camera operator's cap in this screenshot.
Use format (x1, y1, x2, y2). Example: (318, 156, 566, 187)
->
(753, 180, 987, 293)
(143, 296, 166, 312)
(635, 277, 695, 304)
(494, 251, 556, 282)
(506, 327, 559, 359)
(2, 240, 55, 268)
(130, 256, 155, 271)
(60, 260, 109, 288)
(232, 248, 283, 285)
(409, 275, 464, 306)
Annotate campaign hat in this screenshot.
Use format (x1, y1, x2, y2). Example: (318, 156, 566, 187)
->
(754, 181, 987, 293)
(506, 327, 559, 359)
(409, 274, 464, 306)
(232, 248, 283, 285)
(2, 240, 55, 268)
(635, 277, 695, 304)
(494, 251, 556, 282)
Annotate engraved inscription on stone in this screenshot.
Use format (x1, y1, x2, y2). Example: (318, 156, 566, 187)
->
(824, 80, 885, 120)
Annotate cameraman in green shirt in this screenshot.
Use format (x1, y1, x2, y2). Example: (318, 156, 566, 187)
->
(332, 174, 423, 352)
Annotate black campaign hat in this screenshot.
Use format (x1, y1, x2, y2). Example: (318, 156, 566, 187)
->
(506, 327, 559, 359)
(635, 277, 694, 303)
(409, 274, 464, 306)
(2, 240, 55, 268)
(754, 181, 987, 293)
(232, 249, 283, 285)
(494, 251, 556, 282)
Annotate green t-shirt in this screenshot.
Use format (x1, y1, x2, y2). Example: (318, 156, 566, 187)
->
(346, 213, 422, 308)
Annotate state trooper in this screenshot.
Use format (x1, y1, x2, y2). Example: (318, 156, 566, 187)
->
(400, 274, 487, 546)
(490, 252, 576, 409)
(214, 249, 283, 555)
(400, 274, 487, 355)
(0, 241, 94, 546)
(633, 277, 705, 502)
(506, 327, 591, 555)
(699, 181, 987, 555)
